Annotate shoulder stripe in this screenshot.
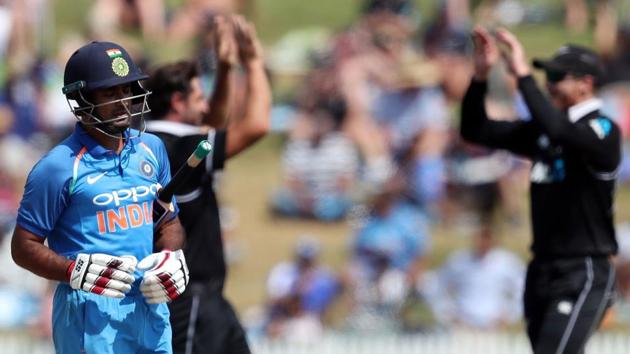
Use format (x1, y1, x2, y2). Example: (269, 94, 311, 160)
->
(70, 147, 88, 194)
(592, 168, 618, 181)
(587, 163, 619, 181)
(139, 142, 158, 166)
(175, 188, 203, 204)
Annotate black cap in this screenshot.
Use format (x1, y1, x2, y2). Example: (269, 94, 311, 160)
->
(63, 41, 148, 95)
(533, 44, 604, 78)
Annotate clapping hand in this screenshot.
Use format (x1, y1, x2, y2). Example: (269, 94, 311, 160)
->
(233, 15, 263, 66)
(472, 26, 500, 81)
(495, 28, 530, 77)
(209, 15, 238, 67)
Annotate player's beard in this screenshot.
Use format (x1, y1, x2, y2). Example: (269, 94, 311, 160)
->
(105, 115, 131, 134)
(87, 112, 131, 136)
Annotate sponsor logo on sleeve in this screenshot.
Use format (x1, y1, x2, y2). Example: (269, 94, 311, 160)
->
(589, 118, 612, 139)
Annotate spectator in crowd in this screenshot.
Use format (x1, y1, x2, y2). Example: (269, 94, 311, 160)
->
(168, 0, 252, 41)
(423, 226, 525, 329)
(1, 63, 45, 140)
(599, 26, 630, 182)
(0, 223, 47, 330)
(270, 94, 360, 221)
(265, 236, 339, 341)
(0, 170, 17, 233)
(564, 0, 616, 41)
(444, 140, 515, 226)
(612, 222, 630, 324)
(601, 26, 630, 85)
(89, 0, 166, 41)
(343, 175, 430, 332)
(3, 0, 53, 72)
(338, 13, 450, 207)
(362, 0, 417, 19)
(428, 28, 527, 227)
(88, 0, 250, 43)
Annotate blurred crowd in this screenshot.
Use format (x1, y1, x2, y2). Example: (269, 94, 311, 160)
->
(5, 0, 630, 346)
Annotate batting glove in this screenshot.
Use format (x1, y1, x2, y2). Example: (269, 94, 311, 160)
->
(138, 249, 189, 304)
(68, 253, 137, 298)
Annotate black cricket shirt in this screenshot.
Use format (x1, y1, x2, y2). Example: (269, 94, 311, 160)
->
(146, 120, 228, 292)
(460, 75, 621, 258)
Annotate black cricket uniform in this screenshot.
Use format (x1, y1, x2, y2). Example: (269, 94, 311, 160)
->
(146, 120, 250, 354)
(461, 76, 620, 354)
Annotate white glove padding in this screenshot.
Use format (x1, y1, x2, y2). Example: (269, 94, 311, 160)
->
(138, 249, 189, 304)
(68, 253, 137, 298)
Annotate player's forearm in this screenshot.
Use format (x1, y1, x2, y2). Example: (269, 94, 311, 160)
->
(241, 60, 271, 137)
(517, 75, 568, 139)
(460, 79, 491, 143)
(154, 216, 185, 251)
(203, 62, 232, 128)
(11, 226, 72, 282)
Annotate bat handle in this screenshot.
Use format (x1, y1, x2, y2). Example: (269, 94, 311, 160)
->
(158, 140, 213, 203)
(187, 140, 213, 167)
(153, 140, 213, 229)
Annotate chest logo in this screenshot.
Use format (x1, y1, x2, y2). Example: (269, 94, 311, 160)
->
(87, 172, 107, 185)
(531, 159, 565, 183)
(557, 301, 573, 315)
(140, 160, 154, 178)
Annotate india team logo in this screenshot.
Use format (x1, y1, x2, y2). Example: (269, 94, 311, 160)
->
(140, 160, 154, 177)
(106, 48, 130, 77)
(112, 57, 130, 77)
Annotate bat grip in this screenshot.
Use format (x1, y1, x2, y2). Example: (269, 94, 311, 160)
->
(157, 140, 212, 203)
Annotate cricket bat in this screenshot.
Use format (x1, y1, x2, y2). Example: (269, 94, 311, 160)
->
(153, 140, 213, 228)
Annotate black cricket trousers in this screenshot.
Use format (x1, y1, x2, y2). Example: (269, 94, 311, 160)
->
(169, 283, 251, 354)
(524, 256, 615, 354)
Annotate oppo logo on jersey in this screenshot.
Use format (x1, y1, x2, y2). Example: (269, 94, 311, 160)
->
(92, 183, 162, 206)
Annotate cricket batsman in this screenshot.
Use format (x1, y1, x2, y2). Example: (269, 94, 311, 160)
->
(11, 41, 189, 353)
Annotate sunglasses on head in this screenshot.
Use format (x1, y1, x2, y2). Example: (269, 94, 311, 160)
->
(545, 70, 568, 83)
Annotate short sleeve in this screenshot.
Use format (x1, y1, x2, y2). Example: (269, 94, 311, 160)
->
(16, 158, 71, 238)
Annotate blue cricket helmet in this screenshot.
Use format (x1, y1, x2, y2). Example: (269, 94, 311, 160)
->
(63, 41, 148, 94)
(62, 41, 151, 137)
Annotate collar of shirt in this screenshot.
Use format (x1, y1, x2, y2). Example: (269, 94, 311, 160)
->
(73, 123, 133, 157)
(568, 98, 602, 123)
(145, 120, 206, 136)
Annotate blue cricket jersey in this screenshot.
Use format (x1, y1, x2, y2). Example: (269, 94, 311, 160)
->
(17, 123, 178, 291)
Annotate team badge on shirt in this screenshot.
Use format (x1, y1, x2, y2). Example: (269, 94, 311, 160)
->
(589, 118, 612, 139)
(557, 300, 573, 315)
(140, 160, 154, 177)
